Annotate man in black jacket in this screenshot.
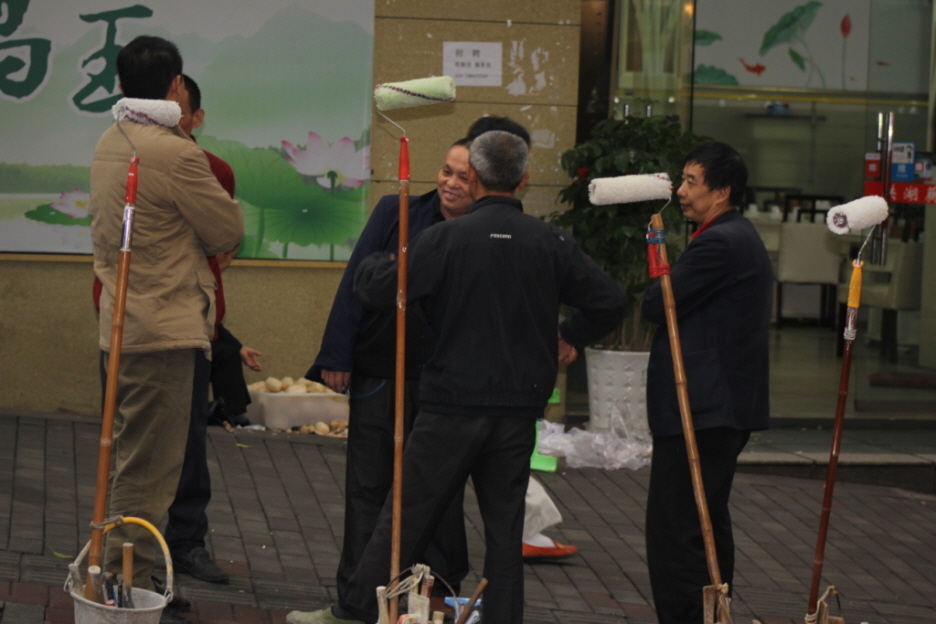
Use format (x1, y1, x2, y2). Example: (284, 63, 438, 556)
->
(642, 141, 772, 623)
(335, 130, 626, 624)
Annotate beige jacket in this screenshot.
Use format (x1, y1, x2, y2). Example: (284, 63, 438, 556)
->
(90, 116, 244, 353)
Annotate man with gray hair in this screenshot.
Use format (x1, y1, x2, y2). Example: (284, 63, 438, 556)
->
(331, 130, 626, 624)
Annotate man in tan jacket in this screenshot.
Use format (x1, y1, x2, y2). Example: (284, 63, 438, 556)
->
(89, 35, 243, 605)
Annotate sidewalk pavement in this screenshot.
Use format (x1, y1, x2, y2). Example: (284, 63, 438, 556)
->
(1, 407, 934, 624)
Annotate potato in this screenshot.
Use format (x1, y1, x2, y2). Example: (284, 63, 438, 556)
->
(330, 419, 349, 431)
(285, 384, 307, 394)
(281, 376, 295, 388)
(314, 421, 330, 435)
(265, 377, 283, 392)
(247, 381, 266, 392)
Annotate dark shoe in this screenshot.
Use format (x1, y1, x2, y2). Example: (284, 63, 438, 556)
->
(207, 399, 227, 426)
(227, 412, 252, 427)
(160, 607, 190, 624)
(173, 547, 230, 583)
(168, 594, 192, 612)
(151, 577, 190, 612)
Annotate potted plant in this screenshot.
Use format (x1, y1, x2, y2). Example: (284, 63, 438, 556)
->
(548, 114, 707, 435)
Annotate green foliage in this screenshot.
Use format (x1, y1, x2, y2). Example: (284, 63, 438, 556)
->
(25, 203, 90, 226)
(760, 1, 822, 56)
(548, 115, 708, 350)
(0, 163, 89, 193)
(789, 47, 806, 71)
(693, 64, 739, 85)
(199, 136, 366, 257)
(694, 30, 723, 46)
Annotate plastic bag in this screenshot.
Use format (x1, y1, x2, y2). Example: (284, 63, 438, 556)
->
(538, 404, 651, 471)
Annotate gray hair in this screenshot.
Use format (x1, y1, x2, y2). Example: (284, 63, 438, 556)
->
(468, 130, 528, 192)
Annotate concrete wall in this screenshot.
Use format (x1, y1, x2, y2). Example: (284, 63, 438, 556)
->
(0, 0, 581, 414)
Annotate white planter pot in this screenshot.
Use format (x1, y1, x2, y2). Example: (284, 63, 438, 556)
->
(584, 347, 651, 442)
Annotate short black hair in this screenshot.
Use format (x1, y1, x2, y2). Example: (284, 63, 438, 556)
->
(466, 116, 531, 147)
(117, 35, 182, 100)
(683, 141, 748, 208)
(182, 74, 201, 112)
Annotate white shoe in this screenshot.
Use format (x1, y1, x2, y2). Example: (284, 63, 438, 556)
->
(285, 607, 363, 624)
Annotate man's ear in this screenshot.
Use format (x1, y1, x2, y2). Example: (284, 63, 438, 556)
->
(467, 165, 480, 199)
(191, 108, 205, 131)
(166, 74, 184, 99)
(715, 185, 731, 206)
(515, 170, 530, 192)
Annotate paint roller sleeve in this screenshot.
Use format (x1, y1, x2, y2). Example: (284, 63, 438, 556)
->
(373, 76, 456, 111)
(826, 196, 889, 235)
(588, 173, 672, 206)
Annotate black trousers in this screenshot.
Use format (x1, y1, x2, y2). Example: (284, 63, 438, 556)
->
(164, 352, 212, 555)
(336, 376, 469, 606)
(210, 330, 250, 416)
(645, 427, 751, 624)
(342, 410, 535, 624)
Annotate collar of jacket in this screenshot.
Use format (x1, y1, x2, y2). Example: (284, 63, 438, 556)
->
(111, 97, 182, 127)
(467, 195, 523, 214)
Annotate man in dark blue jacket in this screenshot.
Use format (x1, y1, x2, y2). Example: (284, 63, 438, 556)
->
(339, 130, 626, 624)
(302, 137, 474, 620)
(642, 141, 772, 624)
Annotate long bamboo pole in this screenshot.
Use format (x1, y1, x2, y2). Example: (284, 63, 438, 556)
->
(806, 260, 863, 618)
(86, 156, 140, 601)
(389, 136, 410, 624)
(649, 213, 730, 624)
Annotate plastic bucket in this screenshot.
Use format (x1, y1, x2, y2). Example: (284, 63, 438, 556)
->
(68, 517, 173, 624)
(71, 587, 166, 624)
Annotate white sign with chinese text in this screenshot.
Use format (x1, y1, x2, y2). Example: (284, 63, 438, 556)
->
(443, 42, 502, 87)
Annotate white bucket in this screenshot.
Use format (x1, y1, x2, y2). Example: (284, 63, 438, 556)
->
(71, 587, 166, 624)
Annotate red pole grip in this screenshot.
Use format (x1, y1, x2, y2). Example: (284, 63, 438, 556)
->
(125, 157, 140, 204)
(399, 137, 410, 182)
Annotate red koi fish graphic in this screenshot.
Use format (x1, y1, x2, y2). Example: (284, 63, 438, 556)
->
(739, 58, 766, 75)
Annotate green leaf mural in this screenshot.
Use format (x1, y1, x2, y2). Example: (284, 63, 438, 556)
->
(695, 30, 723, 46)
(0, 163, 89, 193)
(25, 204, 91, 226)
(760, 1, 822, 56)
(198, 136, 365, 257)
(789, 47, 806, 71)
(694, 64, 739, 85)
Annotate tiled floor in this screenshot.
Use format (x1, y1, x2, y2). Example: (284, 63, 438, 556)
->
(568, 323, 936, 424)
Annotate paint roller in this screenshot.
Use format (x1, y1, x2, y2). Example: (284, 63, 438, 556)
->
(372, 75, 455, 624)
(826, 195, 889, 235)
(588, 172, 673, 205)
(374, 76, 455, 112)
(588, 171, 733, 623)
(807, 193, 888, 620)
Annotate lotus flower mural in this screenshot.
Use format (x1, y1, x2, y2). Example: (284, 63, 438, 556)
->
(199, 135, 367, 260)
(282, 131, 369, 192)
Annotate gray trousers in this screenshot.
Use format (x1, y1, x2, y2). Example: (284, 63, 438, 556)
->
(101, 349, 195, 589)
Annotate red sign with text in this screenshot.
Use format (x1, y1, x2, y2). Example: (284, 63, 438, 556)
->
(864, 180, 936, 204)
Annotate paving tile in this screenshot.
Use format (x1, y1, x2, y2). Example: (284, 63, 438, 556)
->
(2, 411, 936, 624)
(0, 602, 46, 624)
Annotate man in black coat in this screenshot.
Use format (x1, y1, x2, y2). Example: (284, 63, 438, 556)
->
(334, 130, 626, 624)
(642, 141, 772, 623)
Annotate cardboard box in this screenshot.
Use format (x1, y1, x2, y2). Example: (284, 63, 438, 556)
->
(246, 390, 349, 429)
